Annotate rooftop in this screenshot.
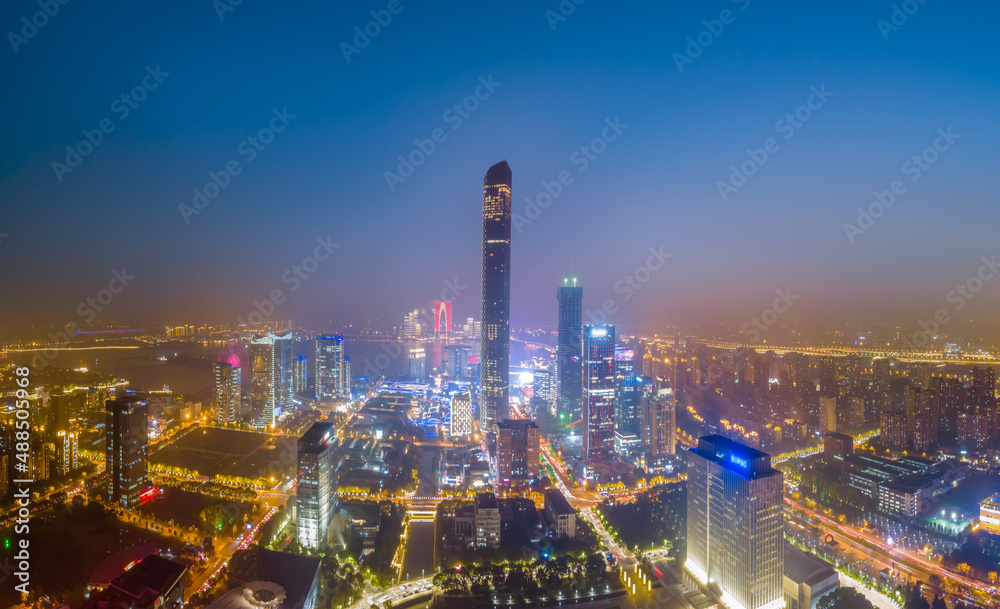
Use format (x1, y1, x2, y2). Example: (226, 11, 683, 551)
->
(783, 544, 837, 587)
(298, 422, 336, 452)
(543, 488, 574, 515)
(476, 492, 499, 510)
(82, 555, 186, 609)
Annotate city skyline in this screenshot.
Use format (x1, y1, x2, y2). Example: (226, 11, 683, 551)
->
(2, 2, 1000, 338)
(3, 3, 1000, 609)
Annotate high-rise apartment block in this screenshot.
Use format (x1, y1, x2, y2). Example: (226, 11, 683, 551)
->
(316, 336, 349, 401)
(213, 361, 241, 425)
(642, 388, 676, 461)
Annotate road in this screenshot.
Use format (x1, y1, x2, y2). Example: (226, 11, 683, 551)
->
(538, 438, 600, 505)
(187, 499, 283, 602)
(786, 499, 998, 607)
(344, 575, 435, 609)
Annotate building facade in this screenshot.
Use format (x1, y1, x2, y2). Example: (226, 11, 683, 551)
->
(272, 331, 294, 417)
(615, 346, 641, 438)
(642, 387, 676, 462)
(556, 279, 583, 415)
(316, 336, 349, 401)
(686, 435, 784, 609)
(474, 492, 500, 548)
(451, 392, 474, 437)
(250, 335, 275, 427)
(295, 355, 309, 394)
(55, 430, 78, 476)
(583, 325, 616, 463)
(480, 160, 512, 430)
(213, 361, 241, 425)
(106, 396, 149, 508)
(296, 422, 337, 549)
(495, 419, 540, 485)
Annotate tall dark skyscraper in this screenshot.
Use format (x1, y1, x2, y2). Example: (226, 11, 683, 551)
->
(106, 395, 149, 508)
(480, 160, 512, 430)
(686, 436, 784, 609)
(583, 325, 616, 463)
(557, 278, 583, 416)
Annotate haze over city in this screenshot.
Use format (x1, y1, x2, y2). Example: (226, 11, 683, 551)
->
(2, 1, 1000, 338)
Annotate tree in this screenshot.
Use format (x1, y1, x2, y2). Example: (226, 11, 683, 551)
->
(584, 554, 607, 586)
(905, 585, 929, 609)
(503, 566, 529, 595)
(816, 587, 875, 609)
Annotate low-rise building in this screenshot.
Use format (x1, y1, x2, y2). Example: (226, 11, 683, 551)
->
(783, 545, 838, 609)
(878, 480, 923, 517)
(81, 554, 186, 609)
(206, 548, 321, 609)
(543, 488, 577, 539)
(980, 493, 1000, 534)
(474, 492, 500, 548)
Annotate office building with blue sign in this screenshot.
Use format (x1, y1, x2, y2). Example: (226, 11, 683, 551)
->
(686, 435, 784, 609)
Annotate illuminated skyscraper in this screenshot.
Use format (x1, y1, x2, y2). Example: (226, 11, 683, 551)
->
(557, 279, 583, 415)
(106, 396, 149, 508)
(250, 335, 275, 427)
(213, 361, 241, 425)
(641, 388, 675, 462)
(480, 160, 512, 430)
(250, 332, 294, 427)
(296, 422, 337, 549)
(271, 331, 294, 417)
(294, 355, 309, 394)
(533, 367, 554, 412)
(55, 430, 78, 476)
(686, 436, 784, 609)
(583, 325, 616, 463)
(615, 345, 640, 437)
(316, 336, 348, 401)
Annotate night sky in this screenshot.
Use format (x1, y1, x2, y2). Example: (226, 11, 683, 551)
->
(1, 0, 998, 333)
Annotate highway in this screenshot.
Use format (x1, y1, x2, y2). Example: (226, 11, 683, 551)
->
(786, 498, 998, 607)
(675, 337, 1000, 365)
